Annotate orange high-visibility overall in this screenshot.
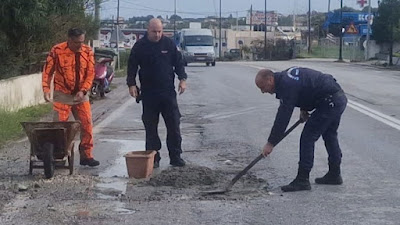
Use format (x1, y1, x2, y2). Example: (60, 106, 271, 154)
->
(42, 42, 95, 159)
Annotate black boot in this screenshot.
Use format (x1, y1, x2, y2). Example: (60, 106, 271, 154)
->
(315, 164, 343, 185)
(80, 158, 100, 167)
(170, 155, 186, 167)
(281, 167, 311, 192)
(153, 151, 161, 168)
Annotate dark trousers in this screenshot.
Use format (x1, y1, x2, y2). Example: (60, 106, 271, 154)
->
(141, 91, 182, 161)
(299, 92, 347, 172)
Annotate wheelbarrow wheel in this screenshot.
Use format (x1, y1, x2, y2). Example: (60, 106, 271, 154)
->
(68, 143, 74, 175)
(43, 142, 55, 179)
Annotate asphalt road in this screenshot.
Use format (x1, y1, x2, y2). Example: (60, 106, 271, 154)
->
(1, 59, 399, 225)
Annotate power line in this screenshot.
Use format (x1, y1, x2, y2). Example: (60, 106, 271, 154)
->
(119, 0, 247, 15)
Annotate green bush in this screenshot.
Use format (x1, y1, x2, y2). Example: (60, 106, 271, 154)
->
(118, 50, 131, 69)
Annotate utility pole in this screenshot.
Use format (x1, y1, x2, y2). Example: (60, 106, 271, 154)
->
(327, 0, 331, 33)
(365, 0, 372, 61)
(308, 0, 311, 54)
(219, 0, 222, 59)
(94, 0, 101, 40)
(328, 0, 331, 12)
(338, 0, 344, 61)
(250, 5, 253, 32)
(236, 11, 239, 31)
(116, 0, 120, 70)
(264, 0, 267, 60)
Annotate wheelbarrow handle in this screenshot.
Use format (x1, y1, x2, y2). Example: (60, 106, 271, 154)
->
(225, 119, 302, 190)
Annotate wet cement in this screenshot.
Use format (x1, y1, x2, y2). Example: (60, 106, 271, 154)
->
(93, 164, 271, 202)
(147, 165, 223, 188)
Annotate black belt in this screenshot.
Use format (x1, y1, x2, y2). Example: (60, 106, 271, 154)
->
(315, 90, 345, 107)
(324, 90, 345, 100)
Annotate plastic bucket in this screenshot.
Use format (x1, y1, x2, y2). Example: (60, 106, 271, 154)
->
(124, 150, 156, 179)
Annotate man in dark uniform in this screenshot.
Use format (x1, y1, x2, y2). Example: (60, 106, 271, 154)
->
(127, 18, 187, 168)
(255, 67, 347, 192)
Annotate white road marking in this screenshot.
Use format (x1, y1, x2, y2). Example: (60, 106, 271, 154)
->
(347, 100, 400, 131)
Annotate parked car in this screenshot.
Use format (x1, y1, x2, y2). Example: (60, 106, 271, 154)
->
(224, 49, 241, 60)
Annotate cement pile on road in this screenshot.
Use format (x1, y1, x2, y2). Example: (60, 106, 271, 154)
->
(148, 165, 225, 188)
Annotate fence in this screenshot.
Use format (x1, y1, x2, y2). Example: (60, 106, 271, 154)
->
(296, 36, 365, 62)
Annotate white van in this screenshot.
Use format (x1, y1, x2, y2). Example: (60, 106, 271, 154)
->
(178, 29, 216, 66)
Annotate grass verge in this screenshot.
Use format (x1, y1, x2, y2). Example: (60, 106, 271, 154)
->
(115, 66, 127, 78)
(0, 104, 52, 147)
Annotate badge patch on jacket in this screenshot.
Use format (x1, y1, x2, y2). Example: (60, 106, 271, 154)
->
(161, 50, 168, 54)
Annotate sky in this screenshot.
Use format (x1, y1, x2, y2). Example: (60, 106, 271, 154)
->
(100, 0, 379, 19)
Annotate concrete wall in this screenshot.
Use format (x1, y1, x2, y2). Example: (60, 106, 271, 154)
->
(367, 40, 380, 60)
(0, 73, 44, 112)
(226, 30, 273, 50)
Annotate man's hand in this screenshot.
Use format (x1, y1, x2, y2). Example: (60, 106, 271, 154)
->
(74, 91, 85, 102)
(300, 110, 310, 123)
(262, 142, 274, 157)
(129, 86, 138, 98)
(43, 92, 51, 102)
(178, 80, 186, 95)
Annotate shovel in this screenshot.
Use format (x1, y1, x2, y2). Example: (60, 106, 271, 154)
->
(202, 119, 302, 195)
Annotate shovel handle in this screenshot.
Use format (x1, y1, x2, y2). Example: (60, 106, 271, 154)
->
(225, 119, 302, 190)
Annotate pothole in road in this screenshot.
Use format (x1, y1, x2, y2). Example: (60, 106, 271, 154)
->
(147, 165, 223, 188)
(146, 165, 267, 190)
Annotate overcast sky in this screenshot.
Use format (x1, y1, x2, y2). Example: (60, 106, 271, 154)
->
(101, 0, 379, 19)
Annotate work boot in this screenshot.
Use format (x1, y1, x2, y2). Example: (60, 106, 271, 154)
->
(153, 151, 161, 168)
(315, 164, 343, 185)
(281, 167, 311, 192)
(170, 155, 186, 167)
(80, 158, 100, 167)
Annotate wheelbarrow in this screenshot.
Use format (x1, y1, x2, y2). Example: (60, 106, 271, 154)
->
(20, 121, 81, 179)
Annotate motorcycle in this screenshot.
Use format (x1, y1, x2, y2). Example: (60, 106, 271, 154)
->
(91, 57, 115, 98)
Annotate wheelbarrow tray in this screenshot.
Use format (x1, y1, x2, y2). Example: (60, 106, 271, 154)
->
(20, 121, 81, 178)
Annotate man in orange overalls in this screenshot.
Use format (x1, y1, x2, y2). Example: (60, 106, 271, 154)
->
(42, 28, 99, 167)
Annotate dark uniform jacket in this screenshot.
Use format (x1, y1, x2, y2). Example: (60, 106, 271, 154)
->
(268, 67, 343, 145)
(127, 34, 187, 94)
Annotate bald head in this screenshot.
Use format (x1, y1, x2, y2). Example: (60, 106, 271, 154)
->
(147, 18, 163, 42)
(255, 69, 275, 94)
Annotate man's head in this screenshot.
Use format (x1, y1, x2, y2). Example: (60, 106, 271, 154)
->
(147, 18, 163, 42)
(67, 28, 86, 52)
(255, 69, 275, 94)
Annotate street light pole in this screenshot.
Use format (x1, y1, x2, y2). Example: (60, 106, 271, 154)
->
(264, 0, 267, 60)
(338, 0, 344, 61)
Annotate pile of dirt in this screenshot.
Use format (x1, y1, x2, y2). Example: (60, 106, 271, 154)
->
(148, 165, 226, 188)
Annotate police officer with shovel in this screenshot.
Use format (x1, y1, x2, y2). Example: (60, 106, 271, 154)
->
(255, 67, 347, 192)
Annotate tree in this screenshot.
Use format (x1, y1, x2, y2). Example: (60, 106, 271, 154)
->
(312, 12, 327, 38)
(170, 14, 182, 21)
(372, 0, 400, 66)
(0, 0, 98, 78)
